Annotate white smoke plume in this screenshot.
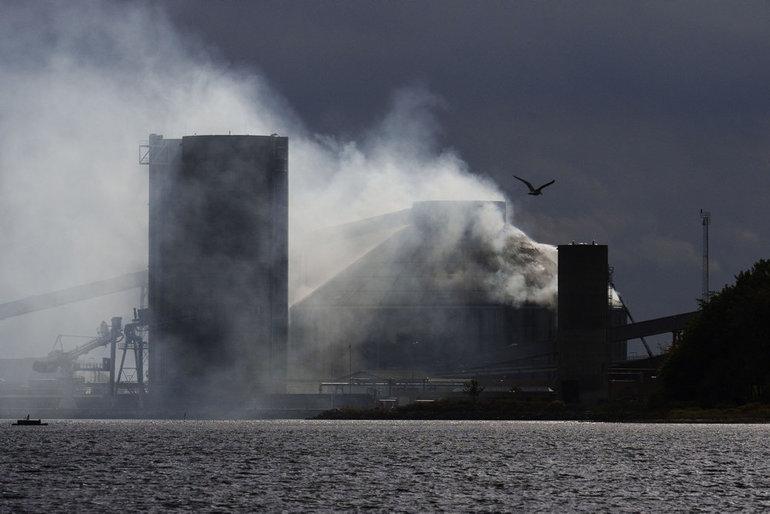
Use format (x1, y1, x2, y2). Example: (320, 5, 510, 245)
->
(0, 1, 558, 360)
(470, 204, 558, 307)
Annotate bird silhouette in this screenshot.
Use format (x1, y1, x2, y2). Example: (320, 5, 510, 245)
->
(513, 176, 555, 196)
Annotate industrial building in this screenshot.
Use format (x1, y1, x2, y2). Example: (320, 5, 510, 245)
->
(289, 201, 560, 388)
(1, 131, 705, 417)
(148, 134, 288, 407)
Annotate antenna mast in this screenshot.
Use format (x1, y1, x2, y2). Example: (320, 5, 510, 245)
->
(700, 209, 711, 301)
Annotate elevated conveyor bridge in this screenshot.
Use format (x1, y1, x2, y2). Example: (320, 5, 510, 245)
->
(0, 271, 147, 321)
(609, 311, 698, 343)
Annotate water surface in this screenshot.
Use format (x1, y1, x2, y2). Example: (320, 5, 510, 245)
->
(2, 420, 768, 511)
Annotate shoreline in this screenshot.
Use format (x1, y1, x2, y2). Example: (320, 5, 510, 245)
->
(313, 398, 770, 424)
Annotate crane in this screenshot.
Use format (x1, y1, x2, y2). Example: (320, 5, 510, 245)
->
(32, 327, 115, 373)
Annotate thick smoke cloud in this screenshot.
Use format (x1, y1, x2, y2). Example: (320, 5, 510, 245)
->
(470, 204, 558, 307)
(0, 1, 559, 360)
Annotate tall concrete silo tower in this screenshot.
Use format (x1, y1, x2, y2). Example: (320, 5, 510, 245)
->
(557, 243, 609, 403)
(148, 134, 288, 410)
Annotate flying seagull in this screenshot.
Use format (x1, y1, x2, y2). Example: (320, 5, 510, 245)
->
(513, 175, 556, 196)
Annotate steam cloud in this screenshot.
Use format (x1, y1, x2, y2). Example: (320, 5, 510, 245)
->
(464, 204, 558, 307)
(0, 1, 560, 360)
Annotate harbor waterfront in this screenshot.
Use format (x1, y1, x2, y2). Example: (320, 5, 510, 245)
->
(2, 420, 769, 511)
(3, 2, 770, 512)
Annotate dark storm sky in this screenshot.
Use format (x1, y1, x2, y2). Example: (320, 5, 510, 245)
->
(166, 1, 770, 333)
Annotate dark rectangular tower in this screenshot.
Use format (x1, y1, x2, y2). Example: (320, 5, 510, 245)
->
(557, 243, 609, 403)
(148, 134, 288, 409)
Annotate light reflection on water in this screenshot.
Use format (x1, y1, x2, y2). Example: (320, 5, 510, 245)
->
(2, 420, 769, 511)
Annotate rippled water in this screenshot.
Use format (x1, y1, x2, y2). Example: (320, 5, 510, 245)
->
(1, 420, 769, 511)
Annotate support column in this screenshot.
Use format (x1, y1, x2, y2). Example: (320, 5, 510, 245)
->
(109, 317, 122, 397)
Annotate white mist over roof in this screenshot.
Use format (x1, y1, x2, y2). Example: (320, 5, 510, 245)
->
(294, 201, 558, 309)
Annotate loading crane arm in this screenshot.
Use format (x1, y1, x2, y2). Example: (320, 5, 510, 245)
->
(32, 324, 119, 373)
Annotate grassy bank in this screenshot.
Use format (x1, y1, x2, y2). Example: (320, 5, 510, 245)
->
(314, 398, 770, 423)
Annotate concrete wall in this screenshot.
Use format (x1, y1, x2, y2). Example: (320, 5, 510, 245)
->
(290, 303, 555, 381)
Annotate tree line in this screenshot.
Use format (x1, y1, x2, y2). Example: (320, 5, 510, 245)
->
(661, 259, 770, 406)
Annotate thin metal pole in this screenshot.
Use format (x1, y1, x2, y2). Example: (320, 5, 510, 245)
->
(700, 210, 711, 301)
(135, 340, 144, 387)
(109, 317, 121, 397)
(116, 344, 128, 388)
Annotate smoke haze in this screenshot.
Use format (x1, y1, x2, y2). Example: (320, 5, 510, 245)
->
(0, 1, 559, 360)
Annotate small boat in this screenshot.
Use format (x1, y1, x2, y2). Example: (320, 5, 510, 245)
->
(11, 415, 48, 426)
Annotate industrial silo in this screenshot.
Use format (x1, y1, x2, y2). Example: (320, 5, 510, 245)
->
(556, 243, 610, 402)
(148, 134, 288, 409)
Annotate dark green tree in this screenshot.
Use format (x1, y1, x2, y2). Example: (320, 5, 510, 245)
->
(661, 259, 770, 405)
